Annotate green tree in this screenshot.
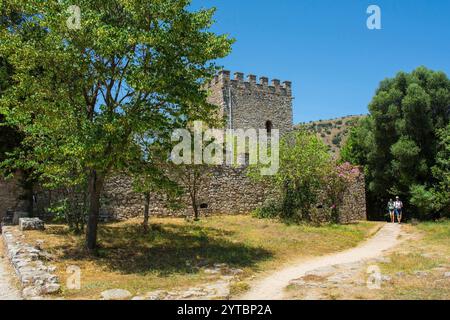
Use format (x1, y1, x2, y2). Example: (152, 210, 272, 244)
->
(340, 116, 373, 166)
(249, 130, 331, 222)
(430, 124, 450, 216)
(0, 0, 232, 249)
(341, 67, 450, 218)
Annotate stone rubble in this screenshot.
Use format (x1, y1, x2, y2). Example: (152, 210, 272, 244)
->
(106, 264, 244, 300)
(1, 226, 60, 299)
(101, 289, 132, 300)
(19, 218, 45, 231)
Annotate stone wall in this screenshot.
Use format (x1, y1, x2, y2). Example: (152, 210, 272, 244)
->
(100, 166, 274, 220)
(2, 70, 366, 224)
(0, 173, 27, 222)
(207, 71, 293, 135)
(11, 168, 366, 223)
(1, 225, 60, 298)
(97, 167, 366, 223)
(339, 173, 367, 223)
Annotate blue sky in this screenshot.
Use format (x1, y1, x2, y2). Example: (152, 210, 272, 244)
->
(191, 0, 450, 123)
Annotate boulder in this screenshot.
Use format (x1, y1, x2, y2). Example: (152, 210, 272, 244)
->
(19, 218, 45, 231)
(101, 289, 132, 300)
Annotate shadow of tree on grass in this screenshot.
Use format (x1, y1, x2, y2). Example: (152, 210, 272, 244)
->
(49, 222, 272, 276)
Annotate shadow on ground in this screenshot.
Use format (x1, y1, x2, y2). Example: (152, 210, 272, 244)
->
(44, 222, 273, 276)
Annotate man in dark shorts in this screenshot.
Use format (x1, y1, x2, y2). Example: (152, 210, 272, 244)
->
(394, 196, 403, 224)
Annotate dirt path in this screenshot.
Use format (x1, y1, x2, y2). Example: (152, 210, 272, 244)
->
(0, 241, 22, 300)
(240, 223, 402, 300)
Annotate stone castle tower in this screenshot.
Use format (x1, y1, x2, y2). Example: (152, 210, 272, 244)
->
(1, 71, 296, 221)
(207, 71, 293, 135)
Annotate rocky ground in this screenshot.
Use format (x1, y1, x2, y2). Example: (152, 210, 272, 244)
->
(101, 263, 244, 300)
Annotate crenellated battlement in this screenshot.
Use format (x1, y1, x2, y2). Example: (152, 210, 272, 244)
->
(207, 69, 294, 136)
(210, 70, 292, 96)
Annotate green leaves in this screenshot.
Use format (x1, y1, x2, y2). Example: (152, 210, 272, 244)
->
(341, 67, 450, 218)
(249, 130, 333, 222)
(0, 0, 232, 246)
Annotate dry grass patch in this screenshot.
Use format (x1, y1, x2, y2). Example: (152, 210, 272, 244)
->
(22, 215, 378, 299)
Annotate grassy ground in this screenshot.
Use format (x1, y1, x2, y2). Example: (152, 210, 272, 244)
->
(373, 220, 450, 300)
(21, 215, 378, 300)
(285, 220, 450, 300)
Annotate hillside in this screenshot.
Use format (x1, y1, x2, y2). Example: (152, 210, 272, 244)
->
(295, 115, 366, 157)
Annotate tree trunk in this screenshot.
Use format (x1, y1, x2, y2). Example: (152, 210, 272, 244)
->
(86, 170, 105, 251)
(191, 192, 199, 221)
(143, 192, 150, 233)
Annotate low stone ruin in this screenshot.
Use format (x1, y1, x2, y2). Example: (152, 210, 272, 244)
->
(19, 218, 45, 231)
(1, 226, 60, 299)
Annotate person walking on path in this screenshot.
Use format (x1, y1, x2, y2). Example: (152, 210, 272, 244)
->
(394, 196, 403, 224)
(388, 199, 395, 223)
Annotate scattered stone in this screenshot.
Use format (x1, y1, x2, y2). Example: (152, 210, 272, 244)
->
(41, 283, 61, 294)
(327, 272, 353, 284)
(444, 272, 450, 278)
(203, 280, 230, 298)
(47, 265, 57, 273)
(305, 265, 337, 277)
(22, 286, 41, 298)
(396, 272, 405, 277)
(381, 275, 392, 282)
(414, 271, 429, 278)
(228, 268, 244, 276)
(144, 290, 166, 300)
(19, 218, 45, 231)
(204, 268, 220, 274)
(214, 263, 228, 268)
(101, 289, 132, 300)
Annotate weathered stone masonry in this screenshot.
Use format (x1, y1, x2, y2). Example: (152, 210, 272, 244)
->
(0, 71, 367, 223)
(99, 71, 295, 219)
(0, 172, 28, 222)
(208, 71, 293, 135)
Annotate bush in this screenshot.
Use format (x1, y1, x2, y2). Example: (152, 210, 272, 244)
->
(409, 184, 438, 219)
(252, 201, 280, 219)
(249, 131, 360, 225)
(332, 136, 342, 146)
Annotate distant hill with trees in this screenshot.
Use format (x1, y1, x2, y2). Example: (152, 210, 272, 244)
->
(295, 115, 366, 157)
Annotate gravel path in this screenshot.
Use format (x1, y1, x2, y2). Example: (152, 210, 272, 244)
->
(240, 223, 402, 300)
(0, 242, 22, 300)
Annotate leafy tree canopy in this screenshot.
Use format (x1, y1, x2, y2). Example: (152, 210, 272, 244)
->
(0, 0, 233, 248)
(342, 67, 450, 219)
